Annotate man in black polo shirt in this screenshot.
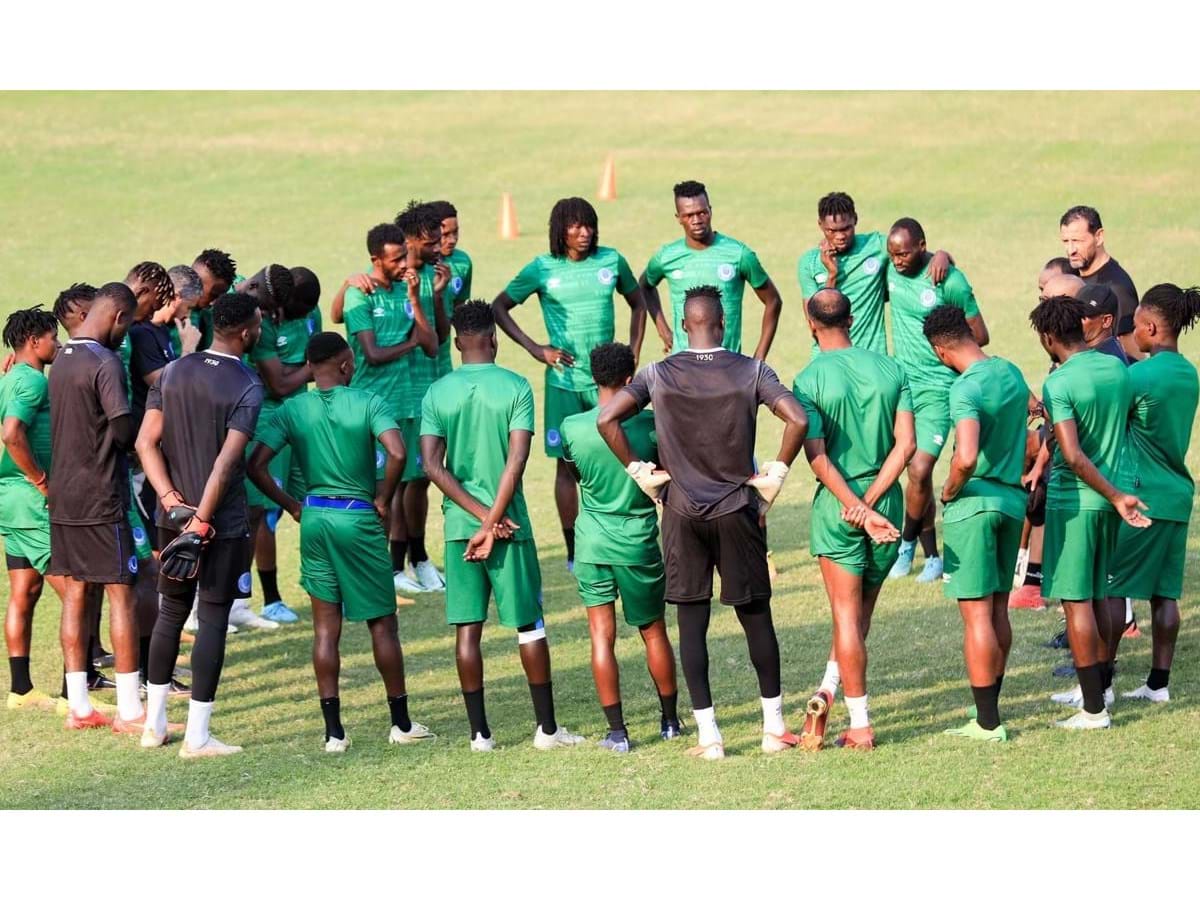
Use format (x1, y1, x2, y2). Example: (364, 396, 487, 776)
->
(135, 292, 264, 758)
(47, 282, 145, 732)
(597, 285, 809, 760)
(1060, 205, 1140, 360)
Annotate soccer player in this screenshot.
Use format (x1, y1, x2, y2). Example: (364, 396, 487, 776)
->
(640, 180, 782, 359)
(1030, 298, 1150, 729)
(135, 292, 265, 756)
(1, 306, 66, 711)
(340, 223, 438, 597)
(190, 248, 239, 352)
(597, 286, 808, 760)
(493, 196, 646, 574)
(923, 306, 1030, 741)
(47, 282, 146, 731)
(421, 301, 583, 751)
(426, 199, 473, 379)
(560, 342, 680, 751)
(884, 218, 989, 585)
(249, 332, 434, 751)
(798, 192, 951, 354)
(1105, 284, 1200, 703)
(792, 289, 911, 751)
(243, 265, 321, 624)
(1060, 205, 1140, 359)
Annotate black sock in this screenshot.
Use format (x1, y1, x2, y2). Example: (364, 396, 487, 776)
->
(901, 514, 922, 543)
(390, 540, 407, 573)
(320, 696, 344, 741)
(463, 688, 490, 739)
(1077, 664, 1105, 714)
(86, 651, 99, 681)
(1147, 667, 1170, 690)
(60, 672, 67, 700)
(258, 569, 281, 605)
(139, 636, 152, 680)
(995, 673, 1004, 697)
(602, 702, 626, 735)
(1102, 661, 1115, 691)
(919, 527, 939, 559)
(9, 657, 32, 695)
(530, 680, 557, 734)
(1023, 562, 1043, 587)
(387, 694, 412, 732)
(659, 691, 679, 723)
(408, 536, 428, 565)
(562, 528, 576, 562)
(972, 683, 1000, 730)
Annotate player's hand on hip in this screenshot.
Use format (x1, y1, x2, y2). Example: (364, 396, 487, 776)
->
(538, 345, 574, 370)
(465, 527, 495, 561)
(373, 496, 390, 522)
(863, 511, 901, 543)
(1114, 494, 1151, 528)
(626, 460, 671, 501)
(747, 460, 789, 513)
(286, 501, 303, 523)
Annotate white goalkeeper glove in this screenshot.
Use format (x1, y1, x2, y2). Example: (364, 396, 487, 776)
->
(747, 460, 789, 512)
(626, 460, 671, 502)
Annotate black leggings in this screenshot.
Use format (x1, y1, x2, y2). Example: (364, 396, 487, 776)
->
(148, 590, 233, 703)
(676, 596, 781, 710)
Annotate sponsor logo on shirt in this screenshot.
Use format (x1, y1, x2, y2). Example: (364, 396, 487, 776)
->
(933, 433, 944, 446)
(238, 571, 253, 594)
(127, 556, 138, 575)
(815, 272, 827, 284)
(942, 572, 951, 583)
(277, 335, 288, 348)
(204, 357, 219, 366)
(717, 263, 735, 282)
(920, 288, 938, 308)
(546, 428, 562, 447)
(864, 257, 881, 275)
(597, 267, 614, 285)
(670, 269, 684, 280)
(451, 275, 463, 293)
(372, 307, 386, 318)
(547, 277, 562, 289)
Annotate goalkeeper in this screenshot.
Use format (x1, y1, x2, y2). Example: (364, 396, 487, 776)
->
(596, 286, 808, 760)
(134, 292, 265, 758)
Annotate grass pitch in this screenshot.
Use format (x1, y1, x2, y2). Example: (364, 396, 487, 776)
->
(1, 91, 1199, 809)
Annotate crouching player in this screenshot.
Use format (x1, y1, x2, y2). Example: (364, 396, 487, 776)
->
(560, 342, 681, 752)
(924, 307, 1030, 741)
(249, 332, 433, 751)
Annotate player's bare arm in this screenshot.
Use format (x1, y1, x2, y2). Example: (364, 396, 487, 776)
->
(596, 389, 642, 466)
(622, 286, 648, 365)
(967, 312, 990, 348)
(420, 434, 498, 527)
(466, 429, 533, 560)
(406, 270, 439, 358)
(247, 442, 301, 522)
(375, 427, 407, 521)
(750, 278, 783, 361)
(257, 356, 313, 401)
(638, 273, 673, 354)
(432, 262, 452, 345)
(1053, 417, 1150, 528)
(861, 409, 916, 508)
(194, 428, 253, 526)
(492, 291, 575, 369)
(2, 415, 48, 496)
(329, 272, 377, 325)
(135, 408, 186, 512)
(940, 417, 980, 504)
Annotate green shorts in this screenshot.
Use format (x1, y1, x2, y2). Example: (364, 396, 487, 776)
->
(1107, 518, 1189, 601)
(942, 510, 1023, 600)
(913, 390, 952, 460)
(399, 417, 425, 483)
(444, 539, 543, 628)
(574, 559, 666, 627)
(0, 524, 51, 573)
(810, 483, 903, 587)
(127, 482, 153, 561)
(544, 380, 598, 458)
(299, 501, 396, 622)
(1043, 506, 1120, 602)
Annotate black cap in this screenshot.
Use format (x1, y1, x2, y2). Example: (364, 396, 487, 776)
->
(1078, 283, 1117, 318)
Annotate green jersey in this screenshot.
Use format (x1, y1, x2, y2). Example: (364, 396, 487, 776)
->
(1042, 348, 1132, 512)
(116, 332, 133, 403)
(252, 307, 322, 406)
(561, 407, 659, 566)
(259, 386, 398, 503)
(1124, 351, 1198, 522)
(343, 280, 415, 419)
(644, 233, 768, 355)
(944, 357, 1030, 523)
(404, 266, 444, 416)
(0, 363, 52, 530)
(438, 248, 473, 377)
(887, 259, 979, 400)
(793, 347, 912, 491)
(420, 362, 535, 542)
(798, 231, 889, 354)
(504, 247, 638, 391)
(190, 306, 214, 353)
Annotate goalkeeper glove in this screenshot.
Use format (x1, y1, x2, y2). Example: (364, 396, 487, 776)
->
(747, 460, 789, 512)
(159, 519, 215, 581)
(625, 460, 671, 502)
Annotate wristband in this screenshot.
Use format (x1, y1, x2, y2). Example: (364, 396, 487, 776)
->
(31, 471, 48, 487)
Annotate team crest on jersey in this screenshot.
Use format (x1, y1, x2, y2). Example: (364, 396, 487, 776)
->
(452, 276, 463, 293)
(376, 449, 386, 469)
(547, 277, 562, 289)
(864, 258, 881, 275)
(597, 267, 614, 285)
(815, 272, 827, 284)
(306, 318, 316, 334)
(127, 556, 138, 575)
(238, 571, 253, 594)
(717, 263, 735, 282)
(547, 429, 562, 447)
(404, 301, 415, 318)
(920, 288, 938, 308)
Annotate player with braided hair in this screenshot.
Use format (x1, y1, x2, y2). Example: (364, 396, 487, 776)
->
(1104, 284, 1200, 704)
(191, 248, 239, 352)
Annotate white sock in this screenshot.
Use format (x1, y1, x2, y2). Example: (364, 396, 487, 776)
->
(846, 694, 870, 729)
(1125, 597, 1134, 625)
(761, 695, 785, 735)
(65, 671, 92, 717)
(899, 538, 915, 551)
(115, 671, 143, 721)
(146, 682, 170, 736)
(693, 706, 722, 746)
(185, 699, 213, 748)
(820, 660, 841, 697)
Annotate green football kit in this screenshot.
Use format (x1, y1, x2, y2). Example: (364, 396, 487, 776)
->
(798, 231, 889, 355)
(0, 363, 53, 571)
(437, 248, 473, 378)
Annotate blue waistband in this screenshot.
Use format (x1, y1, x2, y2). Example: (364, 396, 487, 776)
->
(304, 496, 374, 511)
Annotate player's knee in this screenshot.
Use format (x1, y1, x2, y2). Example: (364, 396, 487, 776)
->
(196, 597, 231, 631)
(517, 620, 546, 645)
(908, 455, 935, 483)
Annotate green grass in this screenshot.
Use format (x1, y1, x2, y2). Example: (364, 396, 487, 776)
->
(1, 91, 1199, 809)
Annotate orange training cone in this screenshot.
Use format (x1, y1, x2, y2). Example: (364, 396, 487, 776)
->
(498, 192, 519, 240)
(597, 153, 617, 201)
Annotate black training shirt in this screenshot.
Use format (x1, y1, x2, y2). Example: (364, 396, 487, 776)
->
(128, 320, 178, 432)
(1080, 257, 1138, 337)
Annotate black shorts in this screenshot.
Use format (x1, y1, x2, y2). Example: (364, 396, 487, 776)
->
(156, 527, 252, 606)
(5, 553, 33, 571)
(48, 521, 138, 585)
(661, 504, 770, 606)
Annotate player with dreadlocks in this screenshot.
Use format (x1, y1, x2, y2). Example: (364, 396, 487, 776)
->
(191, 248, 239, 352)
(1103, 284, 1200, 704)
(494, 196, 646, 574)
(1031, 297, 1149, 730)
(799, 192, 954, 356)
(1, 306, 67, 711)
